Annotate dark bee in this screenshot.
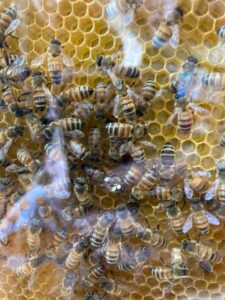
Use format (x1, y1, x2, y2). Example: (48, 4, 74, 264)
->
(88, 128, 102, 163)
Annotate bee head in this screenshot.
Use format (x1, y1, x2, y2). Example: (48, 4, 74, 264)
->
(50, 39, 61, 46)
(103, 211, 115, 224)
(29, 218, 42, 234)
(96, 55, 104, 68)
(186, 56, 198, 65)
(78, 236, 90, 249)
(74, 176, 87, 188)
(9, 124, 24, 137)
(166, 201, 177, 215)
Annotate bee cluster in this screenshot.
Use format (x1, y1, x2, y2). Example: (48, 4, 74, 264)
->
(1, 0, 225, 300)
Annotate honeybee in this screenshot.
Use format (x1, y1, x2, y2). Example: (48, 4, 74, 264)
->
(105, 227, 122, 265)
(17, 144, 40, 173)
(82, 265, 106, 287)
(100, 279, 128, 297)
(167, 96, 207, 134)
(202, 72, 225, 90)
(171, 56, 199, 98)
(25, 113, 45, 142)
(49, 117, 83, 131)
(27, 218, 42, 256)
(45, 229, 67, 258)
(88, 128, 102, 163)
(61, 271, 77, 298)
(0, 63, 30, 85)
(151, 247, 188, 281)
(123, 163, 144, 187)
(69, 140, 89, 161)
(152, 7, 183, 49)
(0, 125, 23, 146)
(184, 170, 211, 199)
(62, 85, 94, 102)
(116, 204, 137, 239)
(16, 254, 46, 278)
(31, 39, 74, 85)
(120, 92, 136, 124)
(129, 167, 158, 201)
(205, 159, 225, 212)
(149, 186, 184, 208)
(94, 82, 114, 120)
(83, 165, 106, 184)
(91, 211, 115, 248)
(38, 201, 57, 232)
(65, 236, 90, 271)
(136, 225, 167, 248)
(106, 122, 133, 138)
(0, 5, 18, 31)
(183, 198, 220, 234)
(105, 0, 143, 26)
(181, 239, 221, 273)
(73, 177, 92, 208)
(31, 71, 54, 113)
(166, 201, 185, 235)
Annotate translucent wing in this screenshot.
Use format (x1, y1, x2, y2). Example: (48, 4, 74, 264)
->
(107, 69, 123, 91)
(119, 140, 133, 157)
(193, 170, 211, 177)
(140, 140, 157, 150)
(11, 55, 26, 67)
(169, 25, 180, 49)
(113, 95, 121, 118)
(189, 103, 209, 115)
(31, 53, 47, 67)
(64, 130, 85, 140)
(5, 19, 21, 36)
(61, 52, 74, 68)
(205, 180, 219, 201)
(127, 87, 140, 104)
(0, 139, 12, 160)
(184, 179, 193, 199)
(5, 164, 27, 173)
(183, 214, 193, 233)
(122, 8, 135, 26)
(205, 211, 220, 225)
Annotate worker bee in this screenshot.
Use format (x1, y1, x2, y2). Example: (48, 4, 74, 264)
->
(73, 177, 92, 208)
(152, 7, 183, 49)
(0, 125, 23, 145)
(120, 92, 136, 124)
(167, 96, 207, 134)
(166, 201, 185, 235)
(184, 169, 211, 199)
(94, 82, 114, 120)
(65, 236, 90, 271)
(181, 239, 221, 273)
(91, 211, 115, 248)
(205, 159, 225, 213)
(100, 279, 128, 297)
(61, 271, 77, 297)
(49, 117, 83, 131)
(17, 144, 39, 173)
(171, 56, 199, 98)
(83, 165, 106, 184)
(88, 128, 102, 163)
(105, 0, 143, 26)
(0, 63, 30, 85)
(105, 226, 122, 265)
(183, 198, 220, 234)
(16, 254, 46, 278)
(123, 163, 144, 187)
(202, 72, 225, 90)
(82, 265, 106, 287)
(25, 113, 45, 142)
(27, 218, 42, 256)
(106, 122, 133, 138)
(69, 140, 89, 161)
(136, 225, 167, 248)
(149, 186, 184, 209)
(116, 204, 137, 238)
(38, 201, 57, 233)
(0, 4, 18, 31)
(45, 229, 67, 258)
(151, 247, 188, 281)
(142, 80, 157, 102)
(31, 39, 74, 85)
(129, 167, 158, 201)
(61, 85, 94, 102)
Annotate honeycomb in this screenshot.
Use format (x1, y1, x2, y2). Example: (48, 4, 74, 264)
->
(1, 0, 225, 299)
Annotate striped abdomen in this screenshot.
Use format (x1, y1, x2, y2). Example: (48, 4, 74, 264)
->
(193, 212, 209, 234)
(178, 110, 193, 133)
(218, 183, 225, 204)
(48, 55, 63, 85)
(152, 22, 172, 49)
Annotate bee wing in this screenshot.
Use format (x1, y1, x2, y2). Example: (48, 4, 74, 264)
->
(205, 211, 220, 225)
(139, 140, 157, 150)
(5, 164, 27, 173)
(184, 179, 193, 199)
(182, 214, 193, 233)
(4, 19, 21, 36)
(205, 179, 219, 201)
(189, 103, 209, 115)
(112, 94, 121, 118)
(199, 261, 212, 273)
(61, 52, 74, 68)
(169, 25, 180, 49)
(0, 139, 12, 160)
(119, 141, 133, 157)
(193, 170, 211, 177)
(31, 53, 47, 67)
(64, 130, 85, 140)
(107, 69, 123, 91)
(11, 55, 26, 67)
(122, 8, 135, 26)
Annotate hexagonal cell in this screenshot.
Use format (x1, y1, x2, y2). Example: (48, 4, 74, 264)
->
(64, 15, 78, 31)
(57, 1, 72, 16)
(35, 11, 49, 28)
(49, 14, 63, 29)
(88, 2, 103, 19)
(209, 1, 225, 18)
(193, 0, 208, 16)
(79, 17, 94, 33)
(73, 1, 87, 17)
